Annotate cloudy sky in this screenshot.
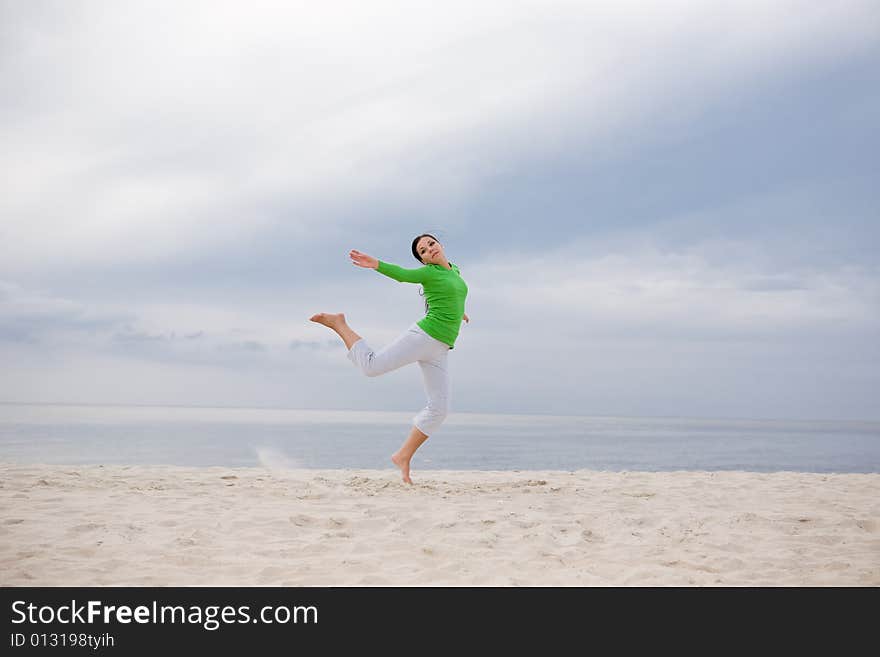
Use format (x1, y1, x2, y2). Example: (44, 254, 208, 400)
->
(2, 0, 878, 421)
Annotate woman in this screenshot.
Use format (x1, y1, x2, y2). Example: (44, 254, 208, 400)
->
(310, 234, 469, 484)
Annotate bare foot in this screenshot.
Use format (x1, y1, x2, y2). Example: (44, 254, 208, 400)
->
(391, 452, 413, 484)
(309, 312, 344, 328)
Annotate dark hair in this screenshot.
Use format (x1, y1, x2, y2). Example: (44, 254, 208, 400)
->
(411, 233, 439, 264)
(411, 233, 440, 315)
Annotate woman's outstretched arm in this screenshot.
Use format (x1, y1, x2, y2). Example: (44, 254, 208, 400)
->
(350, 249, 429, 283)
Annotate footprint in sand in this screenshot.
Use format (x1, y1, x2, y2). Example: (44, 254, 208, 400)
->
(581, 529, 604, 543)
(856, 519, 878, 533)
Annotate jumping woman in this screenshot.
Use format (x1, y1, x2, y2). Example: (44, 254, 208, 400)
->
(309, 234, 469, 484)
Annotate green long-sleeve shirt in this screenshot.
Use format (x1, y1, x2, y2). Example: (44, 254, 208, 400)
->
(376, 260, 468, 348)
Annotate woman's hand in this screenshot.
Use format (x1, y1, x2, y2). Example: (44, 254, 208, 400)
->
(349, 250, 378, 269)
(462, 313, 469, 323)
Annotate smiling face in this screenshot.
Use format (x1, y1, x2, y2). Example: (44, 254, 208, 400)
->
(416, 235, 444, 264)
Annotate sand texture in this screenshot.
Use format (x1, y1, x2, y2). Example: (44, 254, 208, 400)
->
(1, 463, 878, 586)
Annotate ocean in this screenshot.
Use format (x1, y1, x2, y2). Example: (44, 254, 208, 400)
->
(0, 403, 878, 473)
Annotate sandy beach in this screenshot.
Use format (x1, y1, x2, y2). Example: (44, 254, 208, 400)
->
(1, 463, 878, 586)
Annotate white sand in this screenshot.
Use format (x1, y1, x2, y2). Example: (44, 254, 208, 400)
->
(1, 463, 878, 586)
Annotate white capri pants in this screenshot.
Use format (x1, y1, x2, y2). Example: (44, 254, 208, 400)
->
(347, 323, 451, 436)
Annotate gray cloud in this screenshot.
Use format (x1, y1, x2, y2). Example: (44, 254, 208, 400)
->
(217, 340, 267, 353)
(741, 278, 810, 293)
(0, 280, 132, 345)
(113, 330, 171, 344)
(289, 339, 338, 351)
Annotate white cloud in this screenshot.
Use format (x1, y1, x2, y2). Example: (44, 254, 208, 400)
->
(464, 237, 880, 340)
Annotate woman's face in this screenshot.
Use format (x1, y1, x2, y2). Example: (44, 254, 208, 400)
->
(416, 236, 443, 264)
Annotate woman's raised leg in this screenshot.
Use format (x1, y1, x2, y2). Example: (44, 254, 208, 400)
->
(311, 313, 428, 377)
